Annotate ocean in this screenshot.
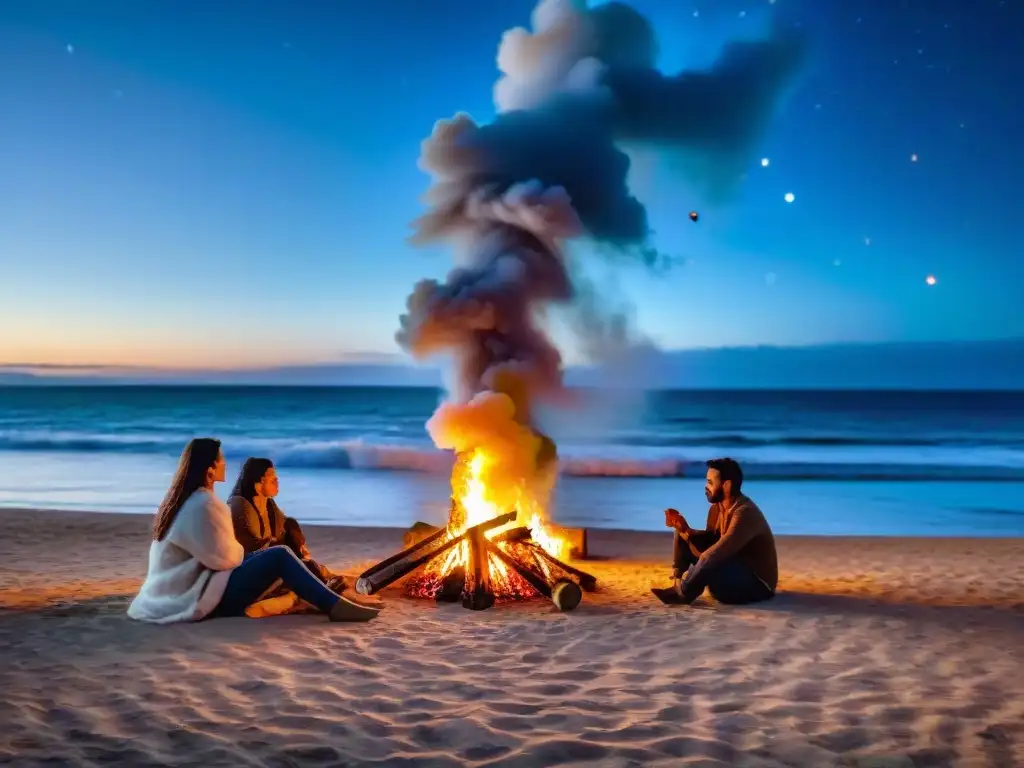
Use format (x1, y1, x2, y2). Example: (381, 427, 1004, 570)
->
(1, 386, 1022, 537)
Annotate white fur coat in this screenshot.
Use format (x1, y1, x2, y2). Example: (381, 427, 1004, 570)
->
(128, 488, 245, 624)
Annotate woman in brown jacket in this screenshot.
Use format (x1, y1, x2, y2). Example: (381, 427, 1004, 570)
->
(227, 457, 342, 589)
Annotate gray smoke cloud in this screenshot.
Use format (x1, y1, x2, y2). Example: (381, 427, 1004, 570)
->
(397, 0, 806, 430)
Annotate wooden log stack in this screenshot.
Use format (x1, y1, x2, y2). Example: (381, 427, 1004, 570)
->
(356, 511, 597, 611)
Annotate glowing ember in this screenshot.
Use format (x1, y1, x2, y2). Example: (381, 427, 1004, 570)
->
(408, 448, 572, 601)
(350, 392, 594, 609)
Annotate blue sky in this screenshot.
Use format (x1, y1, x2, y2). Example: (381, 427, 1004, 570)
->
(1, 0, 1021, 370)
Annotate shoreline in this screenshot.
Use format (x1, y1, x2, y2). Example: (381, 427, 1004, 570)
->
(5, 497, 1024, 540)
(2, 507, 1023, 766)
(7, 502, 1024, 539)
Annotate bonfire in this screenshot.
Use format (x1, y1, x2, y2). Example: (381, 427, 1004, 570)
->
(355, 446, 597, 611)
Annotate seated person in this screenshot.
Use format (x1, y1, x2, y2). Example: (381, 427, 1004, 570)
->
(652, 457, 777, 605)
(127, 438, 381, 624)
(227, 458, 342, 589)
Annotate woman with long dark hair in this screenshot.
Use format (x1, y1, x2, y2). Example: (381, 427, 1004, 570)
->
(128, 438, 381, 624)
(228, 458, 338, 586)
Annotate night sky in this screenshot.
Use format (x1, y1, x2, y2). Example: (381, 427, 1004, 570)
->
(1, 0, 1021, 371)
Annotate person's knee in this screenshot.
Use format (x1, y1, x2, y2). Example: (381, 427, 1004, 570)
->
(266, 545, 299, 564)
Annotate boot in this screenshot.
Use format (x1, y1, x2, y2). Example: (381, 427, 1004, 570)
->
(329, 593, 381, 622)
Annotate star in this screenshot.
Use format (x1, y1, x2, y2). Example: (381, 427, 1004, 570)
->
(784, 192, 795, 204)
(910, 153, 919, 162)
(925, 275, 937, 286)
(66, 44, 74, 54)
(760, 157, 770, 167)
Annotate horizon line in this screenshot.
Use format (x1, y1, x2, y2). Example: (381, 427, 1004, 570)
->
(2, 383, 1022, 394)
(3, 335, 1024, 374)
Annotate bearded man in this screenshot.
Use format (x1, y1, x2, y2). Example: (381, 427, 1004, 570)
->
(653, 457, 778, 605)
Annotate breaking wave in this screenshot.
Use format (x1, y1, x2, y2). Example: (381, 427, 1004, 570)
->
(1, 430, 1023, 481)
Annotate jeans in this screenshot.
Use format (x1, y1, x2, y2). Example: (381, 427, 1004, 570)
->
(212, 546, 341, 617)
(672, 530, 774, 605)
(279, 517, 334, 584)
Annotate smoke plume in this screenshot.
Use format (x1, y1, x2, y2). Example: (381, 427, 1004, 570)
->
(396, 0, 805, 502)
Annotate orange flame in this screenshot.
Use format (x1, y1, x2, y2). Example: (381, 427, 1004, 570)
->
(418, 447, 570, 597)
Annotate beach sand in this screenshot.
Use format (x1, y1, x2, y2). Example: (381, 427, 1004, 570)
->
(1, 508, 1022, 767)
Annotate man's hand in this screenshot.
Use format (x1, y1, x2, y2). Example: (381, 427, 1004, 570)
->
(664, 508, 690, 533)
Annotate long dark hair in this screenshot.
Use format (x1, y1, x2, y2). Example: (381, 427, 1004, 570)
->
(230, 457, 275, 502)
(153, 438, 222, 541)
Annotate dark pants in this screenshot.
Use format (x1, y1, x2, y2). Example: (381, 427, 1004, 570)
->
(672, 531, 774, 605)
(281, 518, 336, 585)
(211, 546, 342, 617)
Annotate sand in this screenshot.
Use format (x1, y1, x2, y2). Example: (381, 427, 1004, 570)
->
(1, 508, 1022, 768)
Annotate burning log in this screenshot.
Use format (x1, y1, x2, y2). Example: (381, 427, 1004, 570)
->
(356, 504, 597, 610)
(435, 565, 465, 603)
(551, 580, 583, 611)
(355, 524, 452, 596)
(485, 541, 583, 611)
(526, 542, 598, 592)
(493, 524, 588, 559)
(462, 526, 495, 610)
(491, 526, 532, 544)
(486, 541, 551, 598)
(490, 526, 597, 601)
(356, 510, 517, 595)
